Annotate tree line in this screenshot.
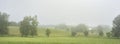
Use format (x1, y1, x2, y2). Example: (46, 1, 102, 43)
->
(0, 12, 120, 38)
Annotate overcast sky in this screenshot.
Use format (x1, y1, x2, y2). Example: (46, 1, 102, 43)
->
(0, 0, 120, 26)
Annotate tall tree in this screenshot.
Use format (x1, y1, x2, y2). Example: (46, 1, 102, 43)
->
(20, 16, 31, 37)
(20, 15, 38, 37)
(30, 15, 38, 36)
(0, 12, 9, 36)
(112, 15, 120, 38)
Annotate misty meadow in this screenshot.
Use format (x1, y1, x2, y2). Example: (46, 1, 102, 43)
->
(0, 0, 120, 44)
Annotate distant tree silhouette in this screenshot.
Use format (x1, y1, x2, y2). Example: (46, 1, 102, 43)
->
(74, 24, 88, 32)
(46, 29, 51, 37)
(95, 25, 104, 36)
(99, 31, 104, 36)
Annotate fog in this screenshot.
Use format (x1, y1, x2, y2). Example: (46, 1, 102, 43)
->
(0, 0, 120, 26)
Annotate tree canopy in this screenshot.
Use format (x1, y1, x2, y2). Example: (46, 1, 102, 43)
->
(112, 15, 120, 38)
(20, 15, 38, 37)
(73, 24, 88, 32)
(0, 12, 9, 36)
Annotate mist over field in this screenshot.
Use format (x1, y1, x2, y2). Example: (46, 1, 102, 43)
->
(0, 0, 120, 44)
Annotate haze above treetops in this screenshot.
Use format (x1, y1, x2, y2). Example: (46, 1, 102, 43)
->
(0, 0, 120, 27)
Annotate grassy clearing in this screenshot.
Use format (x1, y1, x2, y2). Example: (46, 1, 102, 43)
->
(0, 37, 120, 44)
(0, 26, 118, 44)
(8, 26, 71, 37)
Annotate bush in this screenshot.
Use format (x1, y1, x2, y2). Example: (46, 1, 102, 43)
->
(71, 31, 77, 37)
(106, 32, 112, 37)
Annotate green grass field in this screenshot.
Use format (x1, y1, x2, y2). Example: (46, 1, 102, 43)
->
(0, 26, 119, 44)
(0, 37, 120, 44)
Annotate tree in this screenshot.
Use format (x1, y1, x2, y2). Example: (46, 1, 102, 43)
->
(99, 30, 104, 36)
(74, 24, 88, 32)
(90, 27, 97, 34)
(71, 24, 89, 37)
(90, 25, 112, 36)
(70, 27, 77, 37)
(106, 32, 112, 37)
(71, 31, 77, 37)
(30, 15, 38, 36)
(20, 16, 31, 37)
(84, 30, 89, 36)
(112, 15, 120, 38)
(20, 15, 38, 37)
(96, 25, 104, 36)
(46, 29, 51, 37)
(0, 12, 9, 36)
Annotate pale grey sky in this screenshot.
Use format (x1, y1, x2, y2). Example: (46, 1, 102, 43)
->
(0, 0, 120, 26)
